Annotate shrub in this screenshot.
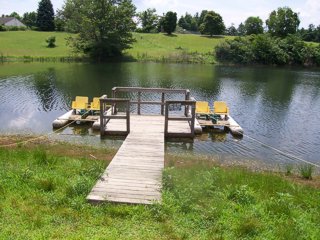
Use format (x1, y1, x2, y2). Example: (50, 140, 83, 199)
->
(216, 37, 254, 63)
(8, 26, 19, 31)
(299, 164, 314, 179)
(215, 34, 320, 66)
(46, 36, 56, 48)
(0, 25, 6, 31)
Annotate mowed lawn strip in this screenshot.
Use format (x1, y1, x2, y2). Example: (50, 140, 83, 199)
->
(0, 140, 319, 239)
(0, 31, 230, 62)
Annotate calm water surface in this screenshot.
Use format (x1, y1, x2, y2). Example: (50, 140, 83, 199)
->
(1, 62, 320, 168)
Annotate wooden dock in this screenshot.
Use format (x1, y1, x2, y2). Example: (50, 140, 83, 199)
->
(87, 87, 196, 204)
(87, 115, 181, 204)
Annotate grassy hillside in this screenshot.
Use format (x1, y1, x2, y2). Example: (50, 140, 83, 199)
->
(127, 33, 228, 63)
(0, 31, 228, 63)
(0, 138, 319, 239)
(0, 31, 73, 57)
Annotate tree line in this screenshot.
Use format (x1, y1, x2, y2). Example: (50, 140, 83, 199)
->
(215, 7, 320, 66)
(1, 0, 319, 64)
(3, 0, 320, 41)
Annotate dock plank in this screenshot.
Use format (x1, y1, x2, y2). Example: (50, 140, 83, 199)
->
(87, 115, 165, 204)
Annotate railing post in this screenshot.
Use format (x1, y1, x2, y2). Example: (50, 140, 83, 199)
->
(164, 101, 169, 137)
(112, 88, 117, 115)
(161, 92, 165, 115)
(126, 100, 130, 134)
(185, 90, 190, 116)
(99, 95, 107, 137)
(137, 91, 141, 115)
(190, 101, 196, 137)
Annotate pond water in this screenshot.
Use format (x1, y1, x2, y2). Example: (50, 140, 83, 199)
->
(1, 62, 320, 168)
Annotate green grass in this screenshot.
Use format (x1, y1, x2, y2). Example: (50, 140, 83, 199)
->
(0, 31, 74, 58)
(0, 144, 319, 239)
(126, 33, 229, 63)
(0, 31, 229, 63)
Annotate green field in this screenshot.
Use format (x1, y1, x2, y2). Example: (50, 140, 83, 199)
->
(0, 31, 73, 57)
(127, 33, 227, 63)
(0, 139, 319, 239)
(0, 31, 228, 63)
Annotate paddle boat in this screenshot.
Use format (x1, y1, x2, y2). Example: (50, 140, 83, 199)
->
(52, 96, 101, 128)
(195, 101, 243, 136)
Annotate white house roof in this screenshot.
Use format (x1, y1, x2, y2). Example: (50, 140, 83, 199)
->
(0, 17, 26, 27)
(0, 17, 15, 25)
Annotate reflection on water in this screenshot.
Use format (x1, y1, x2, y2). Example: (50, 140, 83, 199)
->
(1, 62, 320, 167)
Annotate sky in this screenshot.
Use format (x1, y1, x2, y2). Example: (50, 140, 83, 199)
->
(1, 0, 319, 28)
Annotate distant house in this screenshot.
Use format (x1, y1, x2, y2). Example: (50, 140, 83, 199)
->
(0, 17, 26, 27)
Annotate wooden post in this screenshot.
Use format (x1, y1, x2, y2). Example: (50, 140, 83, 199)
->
(190, 101, 196, 137)
(161, 92, 165, 115)
(112, 88, 117, 115)
(126, 100, 130, 134)
(185, 90, 190, 116)
(137, 91, 141, 115)
(99, 95, 107, 137)
(164, 101, 169, 137)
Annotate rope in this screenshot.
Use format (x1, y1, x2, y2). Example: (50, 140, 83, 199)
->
(0, 110, 91, 148)
(241, 133, 320, 168)
(1, 110, 318, 168)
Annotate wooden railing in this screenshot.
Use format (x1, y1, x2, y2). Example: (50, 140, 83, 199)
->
(164, 98, 196, 138)
(112, 87, 190, 116)
(99, 95, 130, 136)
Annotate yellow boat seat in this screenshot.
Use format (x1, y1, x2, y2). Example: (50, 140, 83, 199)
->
(90, 97, 100, 111)
(196, 101, 211, 114)
(213, 101, 229, 115)
(71, 96, 89, 110)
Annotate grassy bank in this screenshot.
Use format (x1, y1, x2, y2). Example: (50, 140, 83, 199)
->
(0, 139, 319, 239)
(0, 31, 228, 63)
(0, 31, 74, 58)
(127, 33, 227, 63)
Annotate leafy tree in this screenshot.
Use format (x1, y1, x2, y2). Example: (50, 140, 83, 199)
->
(62, 0, 82, 33)
(199, 11, 225, 36)
(237, 22, 246, 36)
(226, 24, 237, 36)
(178, 16, 189, 30)
(36, 0, 55, 31)
(9, 12, 21, 20)
(162, 11, 177, 35)
(244, 16, 263, 35)
(64, 0, 136, 61)
(299, 24, 320, 43)
(54, 9, 65, 31)
(266, 7, 300, 37)
(22, 12, 37, 28)
(197, 10, 208, 27)
(178, 13, 198, 31)
(137, 8, 158, 33)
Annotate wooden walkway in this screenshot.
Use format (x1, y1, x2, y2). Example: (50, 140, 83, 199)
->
(87, 115, 189, 204)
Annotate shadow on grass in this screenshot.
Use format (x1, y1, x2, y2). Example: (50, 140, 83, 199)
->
(200, 35, 225, 39)
(164, 33, 178, 37)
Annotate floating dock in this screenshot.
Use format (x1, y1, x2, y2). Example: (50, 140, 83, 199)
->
(197, 115, 243, 136)
(54, 87, 243, 205)
(52, 111, 100, 128)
